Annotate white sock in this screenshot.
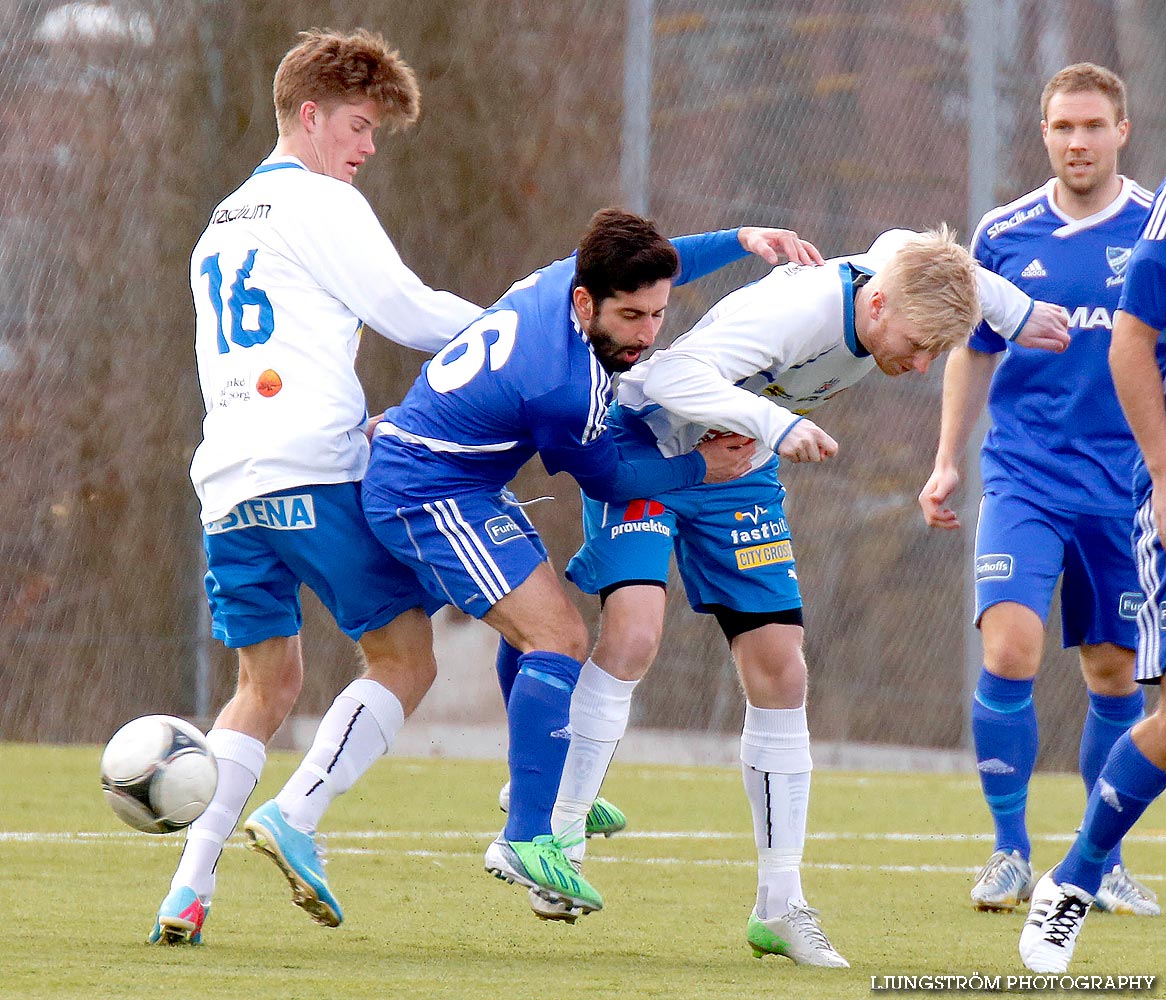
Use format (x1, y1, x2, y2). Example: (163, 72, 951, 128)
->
(276, 678, 405, 833)
(172, 729, 265, 903)
(552, 659, 637, 861)
(740, 703, 812, 919)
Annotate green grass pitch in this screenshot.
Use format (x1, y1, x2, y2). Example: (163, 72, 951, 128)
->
(3, 744, 1165, 999)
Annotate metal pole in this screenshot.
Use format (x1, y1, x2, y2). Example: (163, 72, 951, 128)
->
(962, 0, 999, 751)
(622, 0, 652, 215)
(193, 3, 224, 723)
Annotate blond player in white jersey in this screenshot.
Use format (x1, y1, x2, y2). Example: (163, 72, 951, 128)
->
(149, 29, 479, 945)
(558, 228, 1070, 964)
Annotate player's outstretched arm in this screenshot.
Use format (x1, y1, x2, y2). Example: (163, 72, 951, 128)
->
(776, 419, 837, 464)
(670, 226, 822, 286)
(1011, 300, 1071, 353)
(737, 227, 824, 267)
(918, 346, 997, 530)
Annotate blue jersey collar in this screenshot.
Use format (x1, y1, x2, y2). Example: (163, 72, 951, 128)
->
(840, 262, 873, 358)
(251, 154, 309, 178)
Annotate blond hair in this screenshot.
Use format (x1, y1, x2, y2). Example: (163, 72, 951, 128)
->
(1041, 62, 1126, 122)
(877, 225, 982, 352)
(273, 28, 420, 135)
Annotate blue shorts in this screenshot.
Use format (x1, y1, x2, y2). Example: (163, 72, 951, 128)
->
(973, 489, 1139, 650)
(361, 484, 547, 619)
(203, 483, 439, 649)
(566, 455, 801, 615)
(1132, 487, 1166, 682)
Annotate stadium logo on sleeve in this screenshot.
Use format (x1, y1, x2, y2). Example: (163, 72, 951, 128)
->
(986, 203, 1044, 239)
(485, 516, 522, 545)
(975, 554, 1013, 580)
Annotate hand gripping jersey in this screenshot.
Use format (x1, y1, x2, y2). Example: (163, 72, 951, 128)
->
(189, 153, 479, 522)
(971, 176, 1154, 516)
(363, 231, 751, 505)
(615, 229, 1032, 466)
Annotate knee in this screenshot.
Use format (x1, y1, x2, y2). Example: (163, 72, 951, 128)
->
(981, 634, 1042, 680)
(980, 605, 1043, 679)
(1081, 645, 1136, 696)
(562, 624, 590, 663)
(538, 613, 589, 662)
(594, 619, 661, 680)
(735, 630, 807, 708)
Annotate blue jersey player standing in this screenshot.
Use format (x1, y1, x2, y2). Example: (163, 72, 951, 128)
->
(360, 209, 817, 915)
(919, 63, 1158, 916)
(1019, 176, 1166, 972)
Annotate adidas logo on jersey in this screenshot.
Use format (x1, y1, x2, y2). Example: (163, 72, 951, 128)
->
(1020, 259, 1047, 279)
(977, 758, 1016, 775)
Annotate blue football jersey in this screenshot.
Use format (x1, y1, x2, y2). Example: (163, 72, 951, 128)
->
(363, 230, 748, 503)
(1117, 177, 1166, 497)
(970, 177, 1153, 515)
(1119, 179, 1166, 335)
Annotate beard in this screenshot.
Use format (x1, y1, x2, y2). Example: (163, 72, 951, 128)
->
(588, 315, 640, 373)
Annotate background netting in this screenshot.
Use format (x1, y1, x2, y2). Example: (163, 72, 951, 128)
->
(3, 0, 1165, 767)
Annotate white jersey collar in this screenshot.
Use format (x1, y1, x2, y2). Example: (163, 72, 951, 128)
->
(1045, 175, 1135, 237)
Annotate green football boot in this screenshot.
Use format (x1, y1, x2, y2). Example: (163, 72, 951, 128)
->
(585, 796, 627, 838)
(746, 904, 849, 967)
(485, 832, 603, 914)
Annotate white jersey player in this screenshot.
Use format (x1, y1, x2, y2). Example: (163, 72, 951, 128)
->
(558, 227, 1069, 964)
(150, 29, 477, 946)
(191, 154, 474, 522)
(617, 229, 1036, 464)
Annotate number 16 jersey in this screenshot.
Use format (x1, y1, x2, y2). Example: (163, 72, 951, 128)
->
(188, 153, 478, 523)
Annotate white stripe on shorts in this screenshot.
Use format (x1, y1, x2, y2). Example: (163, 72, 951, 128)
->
(1133, 495, 1164, 682)
(424, 499, 510, 605)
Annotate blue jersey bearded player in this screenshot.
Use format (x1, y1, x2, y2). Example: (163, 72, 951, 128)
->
(919, 63, 1158, 918)
(361, 209, 818, 914)
(550, 226, 1066, 965)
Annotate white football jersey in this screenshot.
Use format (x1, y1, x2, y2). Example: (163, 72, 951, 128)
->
(189, 153, 479, 522)
(618, 229, 1033, 466)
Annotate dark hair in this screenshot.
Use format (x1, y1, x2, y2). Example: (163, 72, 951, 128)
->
(575, 208, 679, 304)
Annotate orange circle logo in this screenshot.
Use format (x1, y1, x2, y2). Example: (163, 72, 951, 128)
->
(256, 369, 282, 398)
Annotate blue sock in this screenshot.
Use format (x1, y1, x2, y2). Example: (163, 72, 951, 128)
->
(1080, 689, 1144, 869)
(495, 638, 522, 708)
(972, 667, 1038, 858)
(503, 650, 582, 842)
(1057, 732, 1166, 895)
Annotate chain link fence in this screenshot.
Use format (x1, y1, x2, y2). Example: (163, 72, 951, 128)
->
(3, 0, 1164, 768)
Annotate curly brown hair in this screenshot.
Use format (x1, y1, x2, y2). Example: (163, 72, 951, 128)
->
(273, 28, 420, 135)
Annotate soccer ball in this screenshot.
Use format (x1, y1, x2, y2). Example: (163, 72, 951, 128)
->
(100, 715, 218, 834)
